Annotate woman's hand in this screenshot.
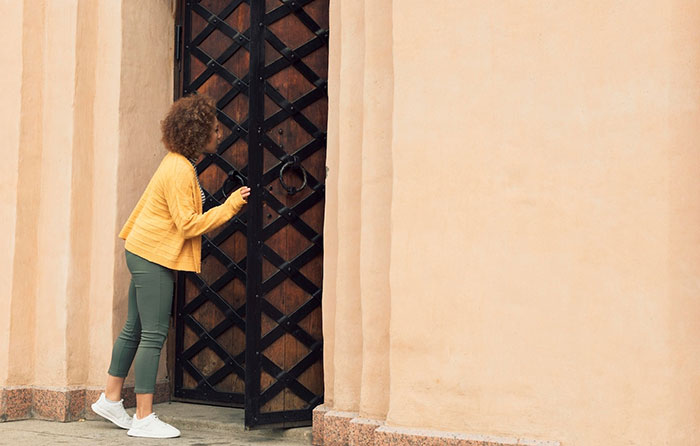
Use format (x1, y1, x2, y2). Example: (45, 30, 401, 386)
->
(237, 186, 251, 200)
(226, 186, 251, 214)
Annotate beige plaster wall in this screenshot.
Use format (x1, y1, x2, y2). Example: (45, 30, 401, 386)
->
(34, 0, 79, 386)
(0, 0, 174, 389)
(387, 1, 700, 444)
(358, 0, 392, 420)
(330, 0, 365, 412)
(667, 4, 700, 440)
(6, 0, 45, 387)
(321, 0, 342, 407)
(2, 0, 699, 442)
(67, 0, 98, 386)
(112, 0, 175, 389)
(86, 0, 123, 387)
(323, 0, 700, 444)
(0, 0, 24, 386)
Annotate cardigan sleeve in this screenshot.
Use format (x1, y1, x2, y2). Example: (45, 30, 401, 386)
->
(163, 165, 247, 239)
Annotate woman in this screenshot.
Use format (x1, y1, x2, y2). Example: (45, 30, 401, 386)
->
(90, 94, 251, 439)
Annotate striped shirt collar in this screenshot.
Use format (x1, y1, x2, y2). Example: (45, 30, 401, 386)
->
(188, 157, 206, 206)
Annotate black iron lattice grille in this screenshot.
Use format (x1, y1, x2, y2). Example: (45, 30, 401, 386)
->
(174, 0, 327, 428)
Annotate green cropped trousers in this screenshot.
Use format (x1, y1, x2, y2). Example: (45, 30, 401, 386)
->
(108, 250, 174, 394)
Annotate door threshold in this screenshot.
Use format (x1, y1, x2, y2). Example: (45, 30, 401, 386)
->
(152, 401, 311, 444)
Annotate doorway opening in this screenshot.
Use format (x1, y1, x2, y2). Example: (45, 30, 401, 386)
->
(169, 0, 328, 428)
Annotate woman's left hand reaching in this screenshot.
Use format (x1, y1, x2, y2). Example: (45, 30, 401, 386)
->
(226, 186, 251, 213)
(237, 186, 251, 201)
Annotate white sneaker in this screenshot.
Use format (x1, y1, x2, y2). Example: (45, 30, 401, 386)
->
(90, 392, 132, 429)
(127, 412, 181, 438)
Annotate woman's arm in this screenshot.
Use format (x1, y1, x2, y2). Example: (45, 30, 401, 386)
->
(163, 167, 247, 238)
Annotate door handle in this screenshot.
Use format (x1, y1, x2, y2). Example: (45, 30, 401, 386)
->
(279, 156, 307, 195)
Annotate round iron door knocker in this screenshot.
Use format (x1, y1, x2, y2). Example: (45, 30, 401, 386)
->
(222, 171, 247, 199)
(279, 156, 307, 195)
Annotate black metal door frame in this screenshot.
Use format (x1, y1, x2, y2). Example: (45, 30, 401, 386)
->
(173, 0, 327, 428)
(245, 0, 266, 427)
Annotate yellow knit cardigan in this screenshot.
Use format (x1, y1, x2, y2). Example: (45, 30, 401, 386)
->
(119, 151, 247, 273)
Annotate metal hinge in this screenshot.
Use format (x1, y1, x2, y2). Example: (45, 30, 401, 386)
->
(175, 24, 182, 61)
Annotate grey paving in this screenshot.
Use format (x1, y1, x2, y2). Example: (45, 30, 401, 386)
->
(154, 401, 311, 443)
(0, 402, 312, 446)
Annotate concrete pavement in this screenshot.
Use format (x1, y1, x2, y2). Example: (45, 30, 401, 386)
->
(0, 402, 312, 446)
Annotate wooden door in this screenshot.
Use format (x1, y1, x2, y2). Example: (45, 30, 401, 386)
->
(172, 0, 328, 428)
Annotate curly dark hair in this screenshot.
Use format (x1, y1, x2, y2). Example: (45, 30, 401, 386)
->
(161, 94, 217, 159)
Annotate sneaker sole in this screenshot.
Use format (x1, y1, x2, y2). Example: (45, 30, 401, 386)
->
(90, 402, 132, 430)
(126, 428, 180, 438)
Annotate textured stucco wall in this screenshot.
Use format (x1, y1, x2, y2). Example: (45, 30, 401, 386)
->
(357, 0, 393, 420)
(86, 0, 123, 388)
(5, 0, 46, 387)
(387, 2, 700, 444)
(113, 0, 175, 389)
(0, 0, 174, 389)
(323, 1, 700, 444)
(3, 0, 700, 443)
(330, 0, 365, 412)
(321, 0, 341, 407)
(0, 0, 25, 386)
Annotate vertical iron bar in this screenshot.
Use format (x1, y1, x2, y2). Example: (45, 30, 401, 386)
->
(173, 0, 190, 400)
(182, 1, 192, 95)
(244, 0, 264, 430)
(175, 24, 182, 61)
(173, 0, 184, 102)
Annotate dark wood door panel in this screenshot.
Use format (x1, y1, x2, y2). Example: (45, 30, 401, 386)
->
(173, 0, 328, 428)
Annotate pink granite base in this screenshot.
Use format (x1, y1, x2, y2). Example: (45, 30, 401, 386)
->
(323, 410, 358, 446)
(312, 404, 330, 445)
(0, 387, 32, 421)
(1, 382, 171, 422)
(373, 425, 561, 446)
(32, 387, 86, 421)
(83, 388, 103, 421)
(349, 417, 383, 446)
(313, 411, 560, 446)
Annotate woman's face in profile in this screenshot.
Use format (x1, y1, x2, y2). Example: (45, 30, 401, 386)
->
(202, 121, 221, 154)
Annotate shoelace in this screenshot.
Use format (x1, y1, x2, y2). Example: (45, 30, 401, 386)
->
(149, 414, 164, 424)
